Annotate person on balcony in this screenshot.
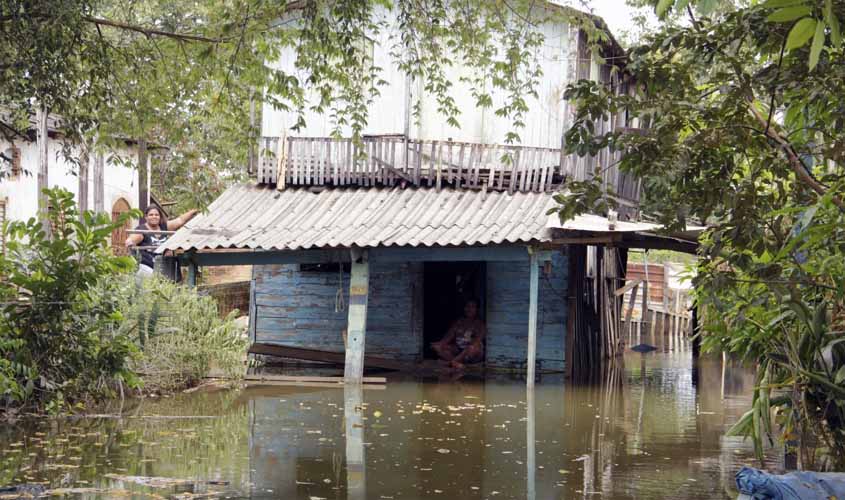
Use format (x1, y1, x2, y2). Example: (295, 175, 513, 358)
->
(431, 299, 487, 369)
(126, 205, 198, 276)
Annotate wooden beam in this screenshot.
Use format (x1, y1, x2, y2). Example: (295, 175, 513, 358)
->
(187, 245, 547, 267)
(527, 248, 539, 387)
(245, 380, 385, 390)
(614, 278, 643, 297)
(189, 249, 351, 267)
(78, 144, 89, 215)
(138, 138, 148, 211)
(614, 237, 698, 254)
(93, 151, 104, 213)
(344, 249, 369, 383)
(248, 343, 406, 371)
(345, 384, 367, 499)
(371, 246, 547, 263)
(36, 105, 49, 237)
(526, 387, 536, 499)
(623, 283, 639, 338)
(245, 374, 386, 383)
(187, 261, 197, 287)
(544, 234, 623, 246)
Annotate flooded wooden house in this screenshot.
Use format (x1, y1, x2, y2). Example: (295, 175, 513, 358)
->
(156, 5, 694, 383)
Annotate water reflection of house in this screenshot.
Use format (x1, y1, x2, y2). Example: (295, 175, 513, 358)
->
(157, 5, 698, 380)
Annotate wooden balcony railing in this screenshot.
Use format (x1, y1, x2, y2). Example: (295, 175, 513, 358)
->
(257, 136, 640, 204)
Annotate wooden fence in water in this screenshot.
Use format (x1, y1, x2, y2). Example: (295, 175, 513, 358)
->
(257, 136, 641, 203)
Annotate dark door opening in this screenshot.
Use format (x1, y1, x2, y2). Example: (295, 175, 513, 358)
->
(423, 261, 486, 359)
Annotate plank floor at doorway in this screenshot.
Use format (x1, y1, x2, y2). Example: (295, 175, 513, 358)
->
(249, 343, 407, 371)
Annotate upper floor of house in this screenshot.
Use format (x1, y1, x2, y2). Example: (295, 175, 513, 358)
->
(256, 3, 638, 205)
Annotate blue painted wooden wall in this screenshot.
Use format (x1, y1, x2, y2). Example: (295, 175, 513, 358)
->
(252, 251, 568, 370)
(253, 262, 423, 361)
(485, 252, 568, 371)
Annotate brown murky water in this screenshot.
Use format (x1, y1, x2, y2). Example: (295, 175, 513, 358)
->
(0, 348, 780, 499)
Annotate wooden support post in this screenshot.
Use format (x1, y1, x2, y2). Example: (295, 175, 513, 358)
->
(78, 143, 89, 216)
(156, 255, 178, 281)
(344, 384, 366, 500)
(345, 249, 370, 383)
(641, 283, 649, 343)
(93, 151, 105, 213)
(247, 87, 257, 176)
(527, 248, 539, 387)
(36, 105, 50, 237)
(526, 386, 536, 500)
(138, 138, 148, 211)
(624, 284, 639, 339)
(187, 260, 197, 287)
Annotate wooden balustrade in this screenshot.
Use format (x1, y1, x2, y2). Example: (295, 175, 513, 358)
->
(257, 136, 640, 203)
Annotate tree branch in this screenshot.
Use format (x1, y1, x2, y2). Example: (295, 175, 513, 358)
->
(82, 16, 224, 43)
(747, 99, 845, 210)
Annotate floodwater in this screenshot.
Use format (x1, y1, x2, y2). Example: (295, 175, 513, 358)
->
(0, 346, 780, 499)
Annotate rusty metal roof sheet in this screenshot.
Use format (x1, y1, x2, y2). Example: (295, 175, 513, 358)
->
(160, 184, 557, 252)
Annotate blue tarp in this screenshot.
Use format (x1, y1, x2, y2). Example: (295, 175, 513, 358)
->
(736, 466, 845, 500)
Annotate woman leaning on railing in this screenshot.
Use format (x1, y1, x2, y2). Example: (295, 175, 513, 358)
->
(125, 205, 198, 276)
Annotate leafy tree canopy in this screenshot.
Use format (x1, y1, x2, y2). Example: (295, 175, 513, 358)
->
(1, 0, 607, 209)
(557, 0, 845, 468)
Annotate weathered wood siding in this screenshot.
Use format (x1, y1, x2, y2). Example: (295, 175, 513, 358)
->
(252, 252, 568, 370)
(486, 252, 568, 371)
(254, 262, 424, 361)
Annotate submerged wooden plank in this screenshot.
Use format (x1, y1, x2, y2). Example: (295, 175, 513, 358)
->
(249, 343, 406, 370)
(245, 374, 386, 383)
(245, 379, 386, 390)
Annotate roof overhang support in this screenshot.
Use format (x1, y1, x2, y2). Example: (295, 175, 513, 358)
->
(527, 247, 553, 388)
(345, 249, 369, 384)
(541, 231, 698, 254)
(179, 245, 554, 267)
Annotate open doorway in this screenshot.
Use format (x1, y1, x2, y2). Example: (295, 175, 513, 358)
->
(423, 261, 486, 359)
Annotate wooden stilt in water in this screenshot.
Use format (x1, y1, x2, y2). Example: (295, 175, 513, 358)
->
(345, 249, 370, 383)
(527, 248, 539, 387)
(526, 386, 536, 500)
(345, 384, 366, 500)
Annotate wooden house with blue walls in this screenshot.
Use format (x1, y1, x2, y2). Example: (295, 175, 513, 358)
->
(155, 6, 670, 383)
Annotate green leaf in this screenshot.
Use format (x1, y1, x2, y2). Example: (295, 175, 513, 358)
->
(829, 15, 842, 47)
(786, 18, 818, 49)
(697, 0, 718, 15)
(835, 366, 845, 385)
(768, 6, 812, 22)
(809, 20, 826, 69)
(656, 0, 675, 17)
(762, 0, 807, 8)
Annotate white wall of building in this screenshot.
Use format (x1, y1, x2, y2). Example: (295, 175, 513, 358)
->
(0, 136, 141, 224)
(261, 6, 582, 149)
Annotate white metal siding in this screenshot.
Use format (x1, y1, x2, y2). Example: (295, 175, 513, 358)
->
(261, 8, 576, 149)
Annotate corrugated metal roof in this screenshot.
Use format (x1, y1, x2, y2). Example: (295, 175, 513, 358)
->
(160, 184, 557, 252)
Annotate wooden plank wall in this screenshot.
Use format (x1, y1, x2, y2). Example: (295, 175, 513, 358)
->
(485, 252, 568, 372)
(253, 262, 423, 362)
(625, 263, 665, 303)
(251, 254, 569, 371)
